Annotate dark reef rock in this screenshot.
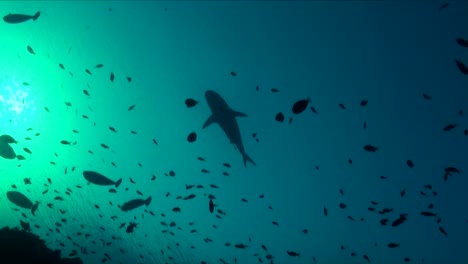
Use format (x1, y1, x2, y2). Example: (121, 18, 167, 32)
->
(0, 226, 83, 264)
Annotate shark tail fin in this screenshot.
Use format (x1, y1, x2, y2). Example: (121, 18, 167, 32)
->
(115, 178, 122, 188)
(242, 152, 256, 167)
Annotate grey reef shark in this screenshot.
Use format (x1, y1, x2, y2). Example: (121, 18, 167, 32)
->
(203, 90, 256, 167)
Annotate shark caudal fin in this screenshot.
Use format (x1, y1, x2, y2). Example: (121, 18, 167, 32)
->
(115, 178, 122, 188)
(242, 152, 256, 167)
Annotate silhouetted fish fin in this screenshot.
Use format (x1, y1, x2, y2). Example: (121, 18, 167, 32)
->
(115, 178, 122, 188)
(202, 115, 216, 129)
(31, 203, 39, 216)
(32, 12, 40, 21)
(145, 196, 152, 206)
(242, 152, 256, 167)
(232, 110, 247, 118)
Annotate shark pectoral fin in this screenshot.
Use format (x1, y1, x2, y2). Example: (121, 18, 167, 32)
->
(232, 111, 247, 118)
(202, 115, 216, 129)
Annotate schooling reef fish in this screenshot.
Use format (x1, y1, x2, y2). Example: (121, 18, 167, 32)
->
(6, 191, 39, 215)
(83, 171, 122, 188)
(3, 12, 40, 24)
(203, 90, 255, 167)
(121, 196, 152, 212)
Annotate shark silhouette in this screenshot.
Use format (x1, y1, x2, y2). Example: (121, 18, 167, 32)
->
(203, 90, 256, 167)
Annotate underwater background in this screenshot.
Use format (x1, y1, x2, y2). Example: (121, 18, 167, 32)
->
(1, 1, 468, 263)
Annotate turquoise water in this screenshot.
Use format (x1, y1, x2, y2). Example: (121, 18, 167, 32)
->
(1, 1, 468, 263)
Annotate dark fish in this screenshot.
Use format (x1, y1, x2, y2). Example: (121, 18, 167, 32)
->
(128, 105, 136, 111)
(95, 64, 103, 68)
(310, 106, 318, 114)
(7, 191, 39, 215)
(286, 251, 300, 257)
(400, 189, 406, 197)
(407, 160, 414, 168)
(187, 132, 197, 142)
(445, 166, 461, 174)
(439, 3, 449, 11)
(422, 93, 432, 100)
(172, 207, 181, 212)
(363, 255, 370, 263)
(185, 99, 198, 108)
(360, 99, 368, 106)
(109, 127, 117, 133)
(292, 98, 310, 114)
(26, 45, 35, 55)
(455, 60, 468, 75)
(439, 227, 447, 237)
(339, 103, 346, 110)
(121, 196, 152, 212)
(388, 243, 400, 248)
(421, 211, 437, 217)
(85, 69, 92, 75)
(126, 222, 137, 233)
(110, 72, 115, 82)
(83, 89, 90, 96)
(23, 147, 32, 154)
(443, 124, 457, 131)
(392, 214, 407, 227)
(271, 88, 279, 93)
(324, 206, 328, 216)
(234, 243, 248, 249)
(23, 178, 31, 184)
(364, 145, 378, 152)
(0, 134, 18, 144)
(3, 12, 40, 24)
(20, 220, 30, 231)
(456, 38, 468, 48)
(230, 72, 237, 76)
(275, 112, 284, 122)
(209, 199, 214, 213)
(60, 140, 76, 145)
(126, 76, 132, 82)
(183, 194, 196, 200)
(83, 171, 122, 187)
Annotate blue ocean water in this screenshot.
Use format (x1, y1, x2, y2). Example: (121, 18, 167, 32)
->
(1, 1, 468, 263)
